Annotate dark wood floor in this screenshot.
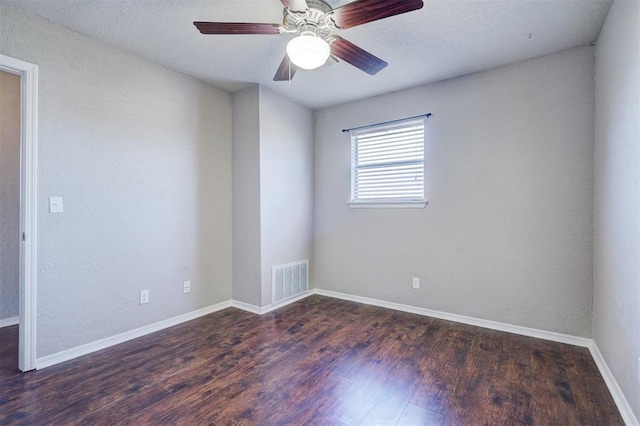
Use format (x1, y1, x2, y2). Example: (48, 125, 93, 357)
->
(0, 295, 623, 425)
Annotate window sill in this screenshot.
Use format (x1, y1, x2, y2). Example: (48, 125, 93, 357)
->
(347, 201, 428, 209)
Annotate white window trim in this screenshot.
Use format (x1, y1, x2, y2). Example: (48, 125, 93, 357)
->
(348, 200, 428, 209)
(348, 117, 427, 208)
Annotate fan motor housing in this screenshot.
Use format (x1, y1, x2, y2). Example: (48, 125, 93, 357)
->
(283, 0, 337, 38)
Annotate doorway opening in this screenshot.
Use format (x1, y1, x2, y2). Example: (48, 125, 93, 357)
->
(0, 54, 38, 372)
(0, 69, 20, 373)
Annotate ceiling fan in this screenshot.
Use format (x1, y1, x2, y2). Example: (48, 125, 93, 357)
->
(194, 0, 424, 81)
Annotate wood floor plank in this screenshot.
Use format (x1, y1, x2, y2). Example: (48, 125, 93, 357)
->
(559, 343, 622, 425)
(530, 340, 584, 424)
(0, 296, 625, 425)
(306, 412, 347, 426)
(396, 403, 445, 425)
(411, 323, 480, 421)
(485, 333, 532, 424)
(316, 370, 384, 424)
(0, 325, 18, 377)
(444, 327, 503, 424)
(350, 357, 423, 425)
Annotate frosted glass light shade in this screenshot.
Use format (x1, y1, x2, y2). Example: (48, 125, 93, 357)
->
(286, 34, 330, 70)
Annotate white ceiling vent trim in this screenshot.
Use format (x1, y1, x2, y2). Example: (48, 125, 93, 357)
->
(272, 260, 309, 305)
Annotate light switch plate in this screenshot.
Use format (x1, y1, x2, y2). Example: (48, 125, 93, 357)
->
(49, 197, 64, 213)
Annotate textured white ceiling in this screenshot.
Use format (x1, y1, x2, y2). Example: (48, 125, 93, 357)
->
(2, 0, 612, 109)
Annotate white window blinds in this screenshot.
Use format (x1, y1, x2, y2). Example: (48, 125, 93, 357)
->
(350, 118, 425, 204)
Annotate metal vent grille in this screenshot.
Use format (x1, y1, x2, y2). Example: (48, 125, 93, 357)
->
(272, 260, 309, 304)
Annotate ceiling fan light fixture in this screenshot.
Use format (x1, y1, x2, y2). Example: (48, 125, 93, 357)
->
(286, 32, 330, 70)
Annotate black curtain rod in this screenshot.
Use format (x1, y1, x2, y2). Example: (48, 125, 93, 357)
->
(342, 113, 432, 133)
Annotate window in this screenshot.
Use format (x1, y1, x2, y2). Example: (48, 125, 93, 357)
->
(349, 117, 426, 208)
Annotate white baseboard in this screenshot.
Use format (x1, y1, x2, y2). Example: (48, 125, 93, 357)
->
(314, 289, 591, 347)
(230, 299, 264, 314)
(36, 301, 232, 370)
(589, 343, 639, 426)
(231, 290, 316, 315)
(0, 316, 19, 328)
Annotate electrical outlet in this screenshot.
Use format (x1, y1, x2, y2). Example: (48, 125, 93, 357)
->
(139, 289, 149, 305)
(412, 277, 420, 289)
(638, 358, 640, 383)
(183, 281, 191, 294)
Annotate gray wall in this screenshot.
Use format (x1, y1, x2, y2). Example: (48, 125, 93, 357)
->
(0, 70, 20, 321)
(232, 86, 314, 308)
(314, 47, 594, 337)
(259, 86, 314, 306)
(232, 85, 262, 307)
(594, 0, 640, 418)
(0, 5, 233, 357)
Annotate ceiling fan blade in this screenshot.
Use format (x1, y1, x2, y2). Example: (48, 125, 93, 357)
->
(280, 0, 309, 13)
(194, 22, 281, 35)
(331, 0, 423, 29)
(273, 54, 298, 81)
(330, 37, 388, 75)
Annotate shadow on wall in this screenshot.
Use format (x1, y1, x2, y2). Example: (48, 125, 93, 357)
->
(195, 87, 233, 305)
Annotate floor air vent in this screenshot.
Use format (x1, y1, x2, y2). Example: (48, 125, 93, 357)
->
(272, 260, 309, 304)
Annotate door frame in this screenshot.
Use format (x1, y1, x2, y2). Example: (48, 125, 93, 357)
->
(0, 54, 38, 372)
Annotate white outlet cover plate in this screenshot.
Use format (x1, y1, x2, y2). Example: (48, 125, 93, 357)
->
(139, 290, 149, 304)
